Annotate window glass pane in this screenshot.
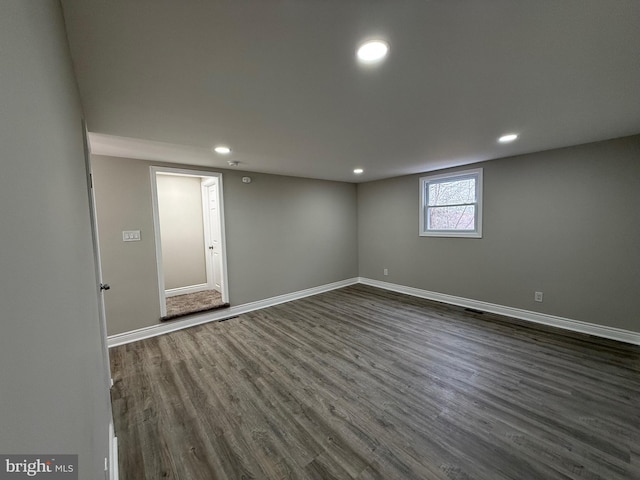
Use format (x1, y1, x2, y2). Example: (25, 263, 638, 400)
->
(427, 205, 476, 231)
(428, 178, 476, 206)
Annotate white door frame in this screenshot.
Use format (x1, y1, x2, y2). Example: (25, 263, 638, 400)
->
(150, 166, 230, 317)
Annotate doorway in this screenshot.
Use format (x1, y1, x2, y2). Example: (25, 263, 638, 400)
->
(150, 166, 229, 319)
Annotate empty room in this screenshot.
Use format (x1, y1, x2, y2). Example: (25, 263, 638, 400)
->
(1, 1, 639, 480)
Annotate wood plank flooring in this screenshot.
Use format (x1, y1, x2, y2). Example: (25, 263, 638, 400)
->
(110, 284, 640, 479)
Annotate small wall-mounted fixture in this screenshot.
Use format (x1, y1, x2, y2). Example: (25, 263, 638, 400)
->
(227, 160, 239, 167)
(122, 230, 141, 242)
(242, 176, 252, 184)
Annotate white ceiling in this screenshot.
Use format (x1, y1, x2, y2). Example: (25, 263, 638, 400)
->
(61, 1, 640, 183)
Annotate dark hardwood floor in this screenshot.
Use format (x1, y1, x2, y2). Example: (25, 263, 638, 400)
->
(110, 284, 640, 479)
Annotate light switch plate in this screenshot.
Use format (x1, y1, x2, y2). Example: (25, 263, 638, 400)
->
(122, 230, 141, 242)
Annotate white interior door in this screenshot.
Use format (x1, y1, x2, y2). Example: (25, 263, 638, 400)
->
(82, 121, 118, 479)
(82, 122, 111, 392)
(207, 182, 223, 292)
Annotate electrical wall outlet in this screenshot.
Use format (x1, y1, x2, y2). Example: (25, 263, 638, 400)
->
(383, 268, 389, 276)
(534, 291, 544, 302)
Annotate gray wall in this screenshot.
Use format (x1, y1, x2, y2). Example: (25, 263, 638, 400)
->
(0, 2, 111, 478)
(157, 175, 207, 290)
(92, 156, 358, 335)
(358, 135, 640, 333)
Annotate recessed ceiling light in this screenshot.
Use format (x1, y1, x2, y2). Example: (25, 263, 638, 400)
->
(353, 168, 364, 174)
(213, 145, 231, 154)
(498, 133, 518, 143)
(357, 40, 389, 64)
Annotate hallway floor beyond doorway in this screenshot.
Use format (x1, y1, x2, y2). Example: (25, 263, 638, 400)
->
(163, 290, 228, 321)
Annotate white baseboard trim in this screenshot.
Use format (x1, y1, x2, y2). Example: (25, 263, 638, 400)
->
(109, 421, 119, 480)
(108, 276, 640, 347)
(165, 283, 210, 298)
(359, 277, 640, 346)
(108, 277, 359, 347)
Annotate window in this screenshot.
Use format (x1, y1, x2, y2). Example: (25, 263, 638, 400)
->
(419, 168, 483, 238)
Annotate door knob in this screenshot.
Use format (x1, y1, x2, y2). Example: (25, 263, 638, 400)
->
(100, 283, 111, 291)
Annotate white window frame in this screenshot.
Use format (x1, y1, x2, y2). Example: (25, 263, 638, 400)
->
(419, 168, 483, 238)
